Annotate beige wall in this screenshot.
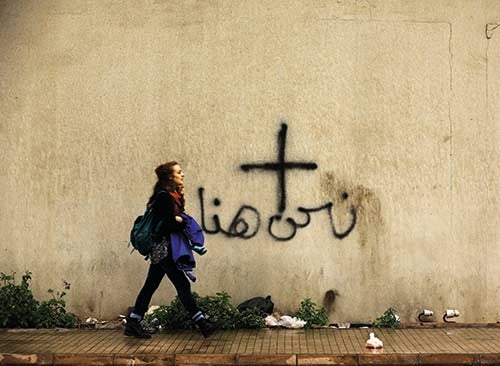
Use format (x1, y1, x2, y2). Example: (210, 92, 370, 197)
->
(1, 0, 499, 323)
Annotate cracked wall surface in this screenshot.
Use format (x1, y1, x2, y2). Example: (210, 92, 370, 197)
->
(0, 0, 499, 322)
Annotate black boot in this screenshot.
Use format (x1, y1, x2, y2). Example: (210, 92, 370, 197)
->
(124, 317, 151, 339)
(196, 317, 216, 338)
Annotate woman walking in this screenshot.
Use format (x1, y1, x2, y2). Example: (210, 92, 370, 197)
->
(125, 161, 215, 339)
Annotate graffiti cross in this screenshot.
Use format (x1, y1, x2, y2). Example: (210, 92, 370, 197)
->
(241, 123, 318, 213)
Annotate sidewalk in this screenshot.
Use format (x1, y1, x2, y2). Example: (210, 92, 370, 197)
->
(0, 324, 499, 365)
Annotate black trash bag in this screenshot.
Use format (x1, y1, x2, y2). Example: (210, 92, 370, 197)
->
(237, 295, 274, 317)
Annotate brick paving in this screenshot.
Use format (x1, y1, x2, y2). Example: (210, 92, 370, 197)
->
(0, 325, 499, 365)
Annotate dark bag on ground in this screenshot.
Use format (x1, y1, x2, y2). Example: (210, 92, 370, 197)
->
(237, 295, 274, 316)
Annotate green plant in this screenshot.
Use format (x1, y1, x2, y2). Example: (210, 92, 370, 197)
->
(35, 281, 78, 328)
(146, 291, 265, 330)
(372, 307, 400, 328)
(0, 271, 77, 329)
(198, 291, 239, 329)
(234, 307, 266, 329)
(295, 298, 329, 328)
(0, 272, 38, 328)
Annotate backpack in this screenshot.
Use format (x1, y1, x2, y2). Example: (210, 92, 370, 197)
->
(129, 191, 165, 256)
(237, 295, 274, 316)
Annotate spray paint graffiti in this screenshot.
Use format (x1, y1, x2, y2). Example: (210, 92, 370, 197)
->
(241, 123, 318, 213)
(198, 123, 357, 241)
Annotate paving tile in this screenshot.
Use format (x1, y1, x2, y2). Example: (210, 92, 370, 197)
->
(297, 354, 358, 365)
(52, 353, 114, 365)
(419, 353, 479, 365)
(478, 354, 500, 365)
(358, 353, 420, 365)
(236, 354, 296, 365)
(175, 353, 237, 365)
(0, 353, 53, 365)
(114, 353, 175, 365)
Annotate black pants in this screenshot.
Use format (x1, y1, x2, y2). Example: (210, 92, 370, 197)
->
(133, 254, 200, 318)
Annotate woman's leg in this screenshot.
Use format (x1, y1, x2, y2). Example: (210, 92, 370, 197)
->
(160, 257, 199, 316)
(160, 256, 216, 337)
(125, 262, 165, 338)
(132, 262, 165, 318)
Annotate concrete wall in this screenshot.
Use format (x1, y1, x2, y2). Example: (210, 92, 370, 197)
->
(1, 0, 499, 323)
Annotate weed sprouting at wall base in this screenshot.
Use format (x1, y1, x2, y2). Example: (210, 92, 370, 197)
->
(295, 298, 329, 328)
(0, 271, 78, 328)
(373, 307, 400, 329)
(0, 272, 38, 328)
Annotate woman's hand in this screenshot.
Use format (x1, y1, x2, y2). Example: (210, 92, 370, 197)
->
(175, 215, 184, 223)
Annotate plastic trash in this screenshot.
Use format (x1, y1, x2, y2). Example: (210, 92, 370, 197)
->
(365, 332, 384, 349)
(265, 315, 280, 327)
(85, 317, 98, 324)
(279, 315, 307, 329)
(264, 314, 307, 328)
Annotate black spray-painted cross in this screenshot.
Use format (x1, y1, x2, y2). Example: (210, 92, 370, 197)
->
(240, 123, 318, 213)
